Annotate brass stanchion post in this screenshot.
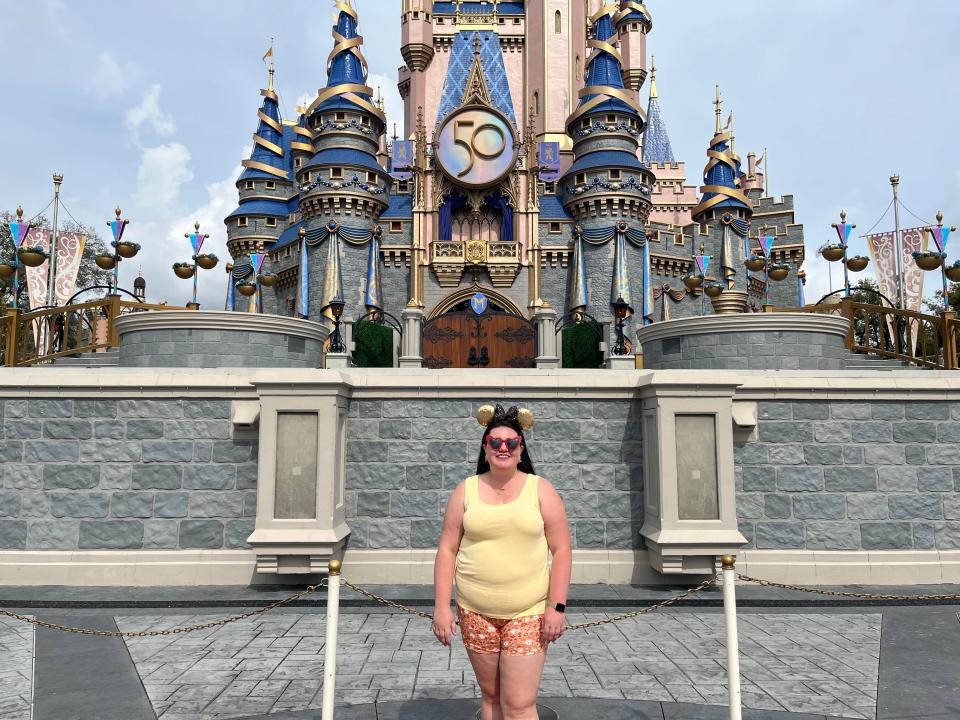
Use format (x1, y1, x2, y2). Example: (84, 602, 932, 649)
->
(721, 555, 743, 720)
(321, 559, 342, 720)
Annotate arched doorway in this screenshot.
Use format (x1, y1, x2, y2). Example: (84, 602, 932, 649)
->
(422, 289, 536, 369)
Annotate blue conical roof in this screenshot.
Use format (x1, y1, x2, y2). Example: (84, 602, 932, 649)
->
(576, 13, 637, 118)
(327, 9, 367, 88)
(642, 96, 675, 164)
(240, 71, 290, 182)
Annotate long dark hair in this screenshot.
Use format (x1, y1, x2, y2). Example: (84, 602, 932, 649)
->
(476, 419, 536, 476)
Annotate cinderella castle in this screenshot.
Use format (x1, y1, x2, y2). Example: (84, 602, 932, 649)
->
(223, 0, 806, 369)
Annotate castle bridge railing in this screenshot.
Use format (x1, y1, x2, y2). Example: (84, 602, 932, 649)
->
(769, 298, 959, 370)
(0, 297, 190, 367)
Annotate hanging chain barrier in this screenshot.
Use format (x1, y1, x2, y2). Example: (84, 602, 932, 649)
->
(0, 580, 327, 638)
(736, 574, 960, 602)
(342, 576, 719, 631)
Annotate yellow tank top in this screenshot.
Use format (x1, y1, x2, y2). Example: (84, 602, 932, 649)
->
(455, 474, 549, 619)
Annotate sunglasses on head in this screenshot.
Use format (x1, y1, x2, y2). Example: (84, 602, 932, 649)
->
(486, 436, 521, 451)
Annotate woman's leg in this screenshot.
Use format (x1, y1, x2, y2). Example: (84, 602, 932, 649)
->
(467, 649, 503, 720)
(498, 650, 547, 720)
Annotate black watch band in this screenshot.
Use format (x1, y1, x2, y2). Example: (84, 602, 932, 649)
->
(553, 602, 566, 613)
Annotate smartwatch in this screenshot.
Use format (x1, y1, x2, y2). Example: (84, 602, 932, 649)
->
(552, 602, 566, 613)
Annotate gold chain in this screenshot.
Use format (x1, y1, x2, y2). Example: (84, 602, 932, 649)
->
(737, 573, 960, 601)
(0, 581, 326, 637)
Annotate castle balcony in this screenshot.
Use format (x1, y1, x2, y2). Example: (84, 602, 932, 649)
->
(430, 240, 521, 288)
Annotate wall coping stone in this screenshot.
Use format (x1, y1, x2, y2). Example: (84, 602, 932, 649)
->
(115, 311, 329, 342)
(635, 313, 849, 346)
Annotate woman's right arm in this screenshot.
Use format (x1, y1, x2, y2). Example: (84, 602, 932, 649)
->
(432, 481, 465, 646)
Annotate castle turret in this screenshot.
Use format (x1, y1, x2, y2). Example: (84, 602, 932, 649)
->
(225, 62, 293, 259)
(615, 1, 652, 92)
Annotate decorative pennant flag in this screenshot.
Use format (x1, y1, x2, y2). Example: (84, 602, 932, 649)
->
(250, 252, 265, 276)
(694, 254, 711, 276)
(834, 222, 853, 246)
(23, 228, 51, 311)
(759, 235, 775, 257)
(9, 220, 31, 250)
(189, 232, 206, 255)
(109, 219, 128, 244)
(538, 142, 561, 182)
(929, 226, 951, 255)
(391, 140, 414, 180)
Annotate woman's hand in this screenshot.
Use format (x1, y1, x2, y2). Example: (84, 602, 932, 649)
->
(432, 605, 457, 646)
(541, 607, 566, 644)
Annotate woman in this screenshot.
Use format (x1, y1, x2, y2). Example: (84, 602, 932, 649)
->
(433, 404, 572, 720)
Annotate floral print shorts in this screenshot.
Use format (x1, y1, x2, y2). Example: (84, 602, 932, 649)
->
(456, 605, 547, 657)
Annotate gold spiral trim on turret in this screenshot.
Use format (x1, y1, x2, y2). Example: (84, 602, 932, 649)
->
(253, 134, 284, 156)
(290, 141, 314, 153)
(257, 110, 283, 134)
(293, 125, 312, 138)
(241, 160, 290, 179)
(614, 1, 651, 27)
(260, 87, 279, 103)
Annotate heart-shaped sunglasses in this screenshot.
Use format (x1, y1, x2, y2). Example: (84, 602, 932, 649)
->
(486, 436, 522, 451)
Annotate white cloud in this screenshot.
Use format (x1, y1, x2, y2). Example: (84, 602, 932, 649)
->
(87, 51, 135, 99)
(126, 85, 176, 144)
(133, 143, 194, 211)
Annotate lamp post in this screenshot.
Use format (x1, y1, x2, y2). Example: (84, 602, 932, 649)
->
(173, 221, 217, 308)
(821, 211, 869, 297)
(611, 296, 633, 356)
(918, 211, 957, 310)
(234, 252, 276, 313)
(328, 297, 346, 353)
(96, 207, 137, 293)
(746, 227, 793, 307)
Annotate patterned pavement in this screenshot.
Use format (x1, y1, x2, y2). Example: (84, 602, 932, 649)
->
(111, 610, 881, 720)
(0, 616, 33, 720)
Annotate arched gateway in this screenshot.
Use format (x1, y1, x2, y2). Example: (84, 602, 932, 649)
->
(422, 289, 536, 369)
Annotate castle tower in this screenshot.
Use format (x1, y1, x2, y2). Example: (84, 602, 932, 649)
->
(399, 0, 433, 137)
(295, 0, 390, 320)
(224, 62, 294, 260)
(692, 87, 753, 300)
(560, 4, 655, 332)
(615, 1, 652, 92)
(642, 60, 698, 227)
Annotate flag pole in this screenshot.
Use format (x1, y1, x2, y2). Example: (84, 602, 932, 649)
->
(46, 174, 63, 307)
(891, 175, 905, 309)
(763, 147, 768, 197)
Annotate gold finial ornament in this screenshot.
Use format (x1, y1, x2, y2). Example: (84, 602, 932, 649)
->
(937, 210, 944, 226)
(721, 554, 736, 569)
(840, 209, 846, 223)
(475, 404, 496, 426)
(115, 207, 122, 219)
(298, 226, 306, 239)
(649, 56, 657, 99)
(714, 85, 722, 133)
(516, 407, 535, 431)
(328, 559, 342, 575)
(15, 206, 23, 221)
(194, 221, 200, 232)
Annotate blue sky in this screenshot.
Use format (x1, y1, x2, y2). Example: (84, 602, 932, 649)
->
(3, 0, 958, 307)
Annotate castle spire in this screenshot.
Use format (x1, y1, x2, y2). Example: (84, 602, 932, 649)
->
(692, 85, 750, 222)
(307, 0, 385, 125)
(641, 57, 676, 165)
(239, 53, 289, 181)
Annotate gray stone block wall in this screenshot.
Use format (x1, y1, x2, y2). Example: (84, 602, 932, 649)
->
(736, 400, 960, 550)
(642, 330, 848, 371)
(344, 399, 643, 551)
(0, 399, 257, 551)
(119, 329, 324, 369)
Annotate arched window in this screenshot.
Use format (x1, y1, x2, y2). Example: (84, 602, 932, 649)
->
(554, 9, 562, 33)
(533, 91, 539, 115)
(575, 55, 581, 80)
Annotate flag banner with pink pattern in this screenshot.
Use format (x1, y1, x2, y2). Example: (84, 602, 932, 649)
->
(866, 228, 927, 352)
(52, 232, 87, 305)
(23, 229, 51, 311)
(21, 229, 86, 352)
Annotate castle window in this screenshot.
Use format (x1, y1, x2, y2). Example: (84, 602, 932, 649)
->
(367, 171, 378, 183)
(544, 181, 556, 194)
(513, 17, 520, 24)
(581, 119, 590, 129)
(390, 221, 403, 232)
(632, 22, 639, 30)
(398, 180, 409, 192)
(549, 222, 561, 234)
(330, 167, 343, 179)
(498, 17, 505, 24)
(265, 180, 276, 190)
(575, 55, 581, 80)
(244, 181, 254, 190)
(606, 114, 616, 124)
(533, 91, 539, 115)
(575, 173, 586, 185)
(361, 115, 370, 126)
(285, 246, 292, 258)
(674, 235, 684, 246)
(335, 112, 345, 121)
(294, 158, 303, 168)
(554, 10, 561, 33)
(412, 10, 419, 19)
(266, 217, 277, 227)
(609, 170, 621, 180)
(238, 217, 248, 227)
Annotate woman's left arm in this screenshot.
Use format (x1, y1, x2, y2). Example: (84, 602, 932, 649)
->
(540, 477, 572, 643)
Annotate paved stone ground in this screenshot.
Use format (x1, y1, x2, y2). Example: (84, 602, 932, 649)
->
(112, 611, 880, 720)
(0, 616, 33, 720)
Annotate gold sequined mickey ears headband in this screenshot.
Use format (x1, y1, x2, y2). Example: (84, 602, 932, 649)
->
(475, 404, 535, 431)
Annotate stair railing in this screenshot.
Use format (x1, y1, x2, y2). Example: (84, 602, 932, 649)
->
(1, 297, 189, 367)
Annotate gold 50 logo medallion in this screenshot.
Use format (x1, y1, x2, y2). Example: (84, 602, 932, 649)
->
(436, 107, 517, 189)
